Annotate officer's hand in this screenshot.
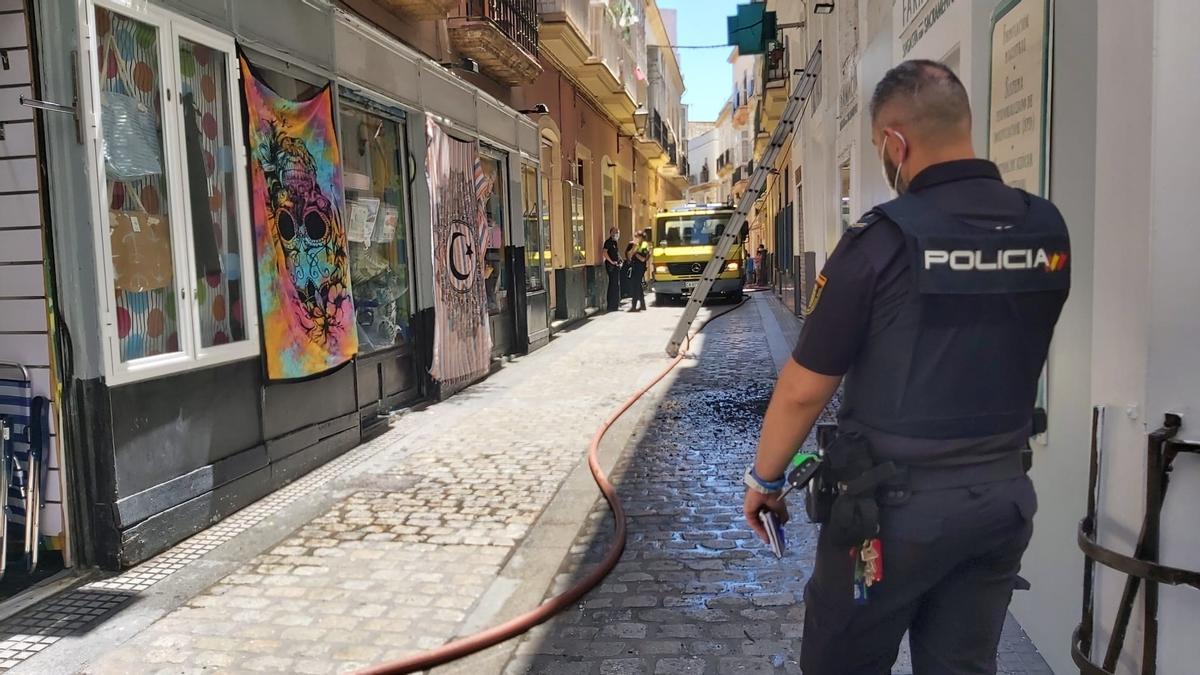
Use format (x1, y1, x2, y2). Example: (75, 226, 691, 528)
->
(744, 490, 789, 544)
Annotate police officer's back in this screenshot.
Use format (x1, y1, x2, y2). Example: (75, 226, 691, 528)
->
(742, 60, 1069, 674)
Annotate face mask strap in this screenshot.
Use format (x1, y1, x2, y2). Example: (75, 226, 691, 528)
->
(891, 130, 907, 190)
(878, 129, 908, 194)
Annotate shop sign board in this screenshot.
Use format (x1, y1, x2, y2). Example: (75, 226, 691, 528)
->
(988, 0, 1051, 195)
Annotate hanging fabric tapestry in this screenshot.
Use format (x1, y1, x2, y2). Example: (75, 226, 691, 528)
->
(239, 54, 356, 380)
(426, 119, 493, 387)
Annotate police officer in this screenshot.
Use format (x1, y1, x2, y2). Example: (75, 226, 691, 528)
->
(603, 226, 622, 312)
(742, 60, 1070, 674)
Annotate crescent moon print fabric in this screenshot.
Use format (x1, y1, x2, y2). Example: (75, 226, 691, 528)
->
(240, 54, 357, 380)
(427, 119, 493, 387)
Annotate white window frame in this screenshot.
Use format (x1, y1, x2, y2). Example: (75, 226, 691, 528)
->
(77, 0, 258, 386)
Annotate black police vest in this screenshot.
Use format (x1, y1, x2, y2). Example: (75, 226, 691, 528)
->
(839, 190, 1070, 444)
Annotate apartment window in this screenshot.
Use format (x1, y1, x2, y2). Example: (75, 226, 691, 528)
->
(84, 2, 256, 384)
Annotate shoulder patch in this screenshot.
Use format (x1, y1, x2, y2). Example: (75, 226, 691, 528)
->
(846, 211, 883, 237)
(805, 273, 827, 315)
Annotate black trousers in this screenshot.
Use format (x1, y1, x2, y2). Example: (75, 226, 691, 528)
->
(606, 265, 621, 310)
(628, 265, 646, 310)
(800, 476, 1037, 675)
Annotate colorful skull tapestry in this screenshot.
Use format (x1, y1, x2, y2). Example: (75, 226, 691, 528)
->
(427, 119, 493, 388)
(239, 55, 357, 380)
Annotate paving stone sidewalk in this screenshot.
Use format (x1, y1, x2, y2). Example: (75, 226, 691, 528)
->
(10, 294, 1055, 674)
(13, 305, 695, 675)
(505, 296, 1054, 675)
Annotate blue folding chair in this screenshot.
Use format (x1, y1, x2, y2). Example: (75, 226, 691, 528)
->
(0, 362, 48, 575)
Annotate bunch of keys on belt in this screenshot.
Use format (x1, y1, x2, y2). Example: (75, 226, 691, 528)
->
(851, 538, 884, 604)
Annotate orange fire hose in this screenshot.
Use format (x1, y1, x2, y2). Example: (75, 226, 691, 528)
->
(359, 298, 748, 675)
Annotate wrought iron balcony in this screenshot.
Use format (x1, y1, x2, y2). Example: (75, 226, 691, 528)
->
(765, 41, 789, 84)
(448, 0, 542, 85)
(761, 39, 790, 133)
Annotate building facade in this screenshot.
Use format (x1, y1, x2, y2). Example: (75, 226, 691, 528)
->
(0, 0, 687, 592)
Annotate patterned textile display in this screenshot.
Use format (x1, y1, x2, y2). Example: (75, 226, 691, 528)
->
(426, 119, 493, 386)
(239, 54, 357, 380)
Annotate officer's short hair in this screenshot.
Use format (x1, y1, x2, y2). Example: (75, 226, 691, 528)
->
(869, 60, 971, 135)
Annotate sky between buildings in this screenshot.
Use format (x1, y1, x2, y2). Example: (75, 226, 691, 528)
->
(658, 0, 743, 125)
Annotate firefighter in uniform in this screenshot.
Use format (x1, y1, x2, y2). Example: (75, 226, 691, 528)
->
(743, 61, 1071, 674)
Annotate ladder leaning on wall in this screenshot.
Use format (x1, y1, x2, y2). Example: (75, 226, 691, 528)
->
(666, 41, 823, 357)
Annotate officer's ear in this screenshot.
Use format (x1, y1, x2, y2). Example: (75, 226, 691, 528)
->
(882, 128, 909, 164)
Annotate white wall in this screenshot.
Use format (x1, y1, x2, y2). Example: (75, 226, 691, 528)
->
(1008, 2, 1100, 672)
(1140, 0, 1200, 670)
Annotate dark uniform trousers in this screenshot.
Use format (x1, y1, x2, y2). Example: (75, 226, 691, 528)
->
(606, 263, 622, 311)
(800, 474, 1037, 675)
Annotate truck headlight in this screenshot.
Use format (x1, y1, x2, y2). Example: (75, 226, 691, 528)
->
(655, 265, 669, 274)
(725, 262, 740, 272)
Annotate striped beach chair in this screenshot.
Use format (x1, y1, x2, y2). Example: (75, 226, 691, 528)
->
(0, 362, 49, 576)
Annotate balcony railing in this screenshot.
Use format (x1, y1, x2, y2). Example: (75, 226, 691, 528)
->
(465, 0, 540, 57)
(732, 159, 754, 184)
(717, 149, 732, 173)
(765, 40, 788, 83)
(588, 1, 640, 100)
(537, 0, 589, 34)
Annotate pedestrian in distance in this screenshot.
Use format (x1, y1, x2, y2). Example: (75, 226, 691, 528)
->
(743, 60, 1070, 674)
(603, 226, 622, 312)
(628, 231, 650, 312)
(743, 238, 756, 288)
(755, 243, 767, 287)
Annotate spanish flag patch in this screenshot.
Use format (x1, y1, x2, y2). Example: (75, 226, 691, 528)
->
(806, 273, 827, 315)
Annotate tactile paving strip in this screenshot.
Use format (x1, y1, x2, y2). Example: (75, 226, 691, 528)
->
(0, 425, 405, 671)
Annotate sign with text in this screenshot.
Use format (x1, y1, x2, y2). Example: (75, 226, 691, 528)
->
(988, 0, 1053, 442)
(988, 0, 1050, 195)
(899, 0, 955, 57)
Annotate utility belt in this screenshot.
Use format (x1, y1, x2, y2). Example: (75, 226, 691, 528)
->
(804, 424, 1030, 547)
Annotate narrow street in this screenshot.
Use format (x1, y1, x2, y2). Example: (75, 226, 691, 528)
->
(1, 297, 1050, 674)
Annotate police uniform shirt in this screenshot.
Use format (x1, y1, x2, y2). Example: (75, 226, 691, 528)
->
(792, 159, 1067, 376)
(604, 237, 620, 267)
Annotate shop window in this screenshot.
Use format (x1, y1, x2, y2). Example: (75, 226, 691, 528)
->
(85, 2, 257, 384)
(522, 164, 545, 292)
(569, 183, 586, 266)
(480, 151, 509, 315)
(338, 100, 413, 354)
(538, 156, 552, 276)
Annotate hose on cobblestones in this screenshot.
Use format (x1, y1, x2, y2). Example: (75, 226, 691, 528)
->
(359, 298, 749, 674)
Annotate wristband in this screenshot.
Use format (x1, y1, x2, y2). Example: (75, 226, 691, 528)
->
(744, 467, 785, 494)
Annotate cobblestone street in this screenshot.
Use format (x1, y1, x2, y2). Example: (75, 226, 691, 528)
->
(8, 296, 1053, 674)
(504, 298, 1053, 675)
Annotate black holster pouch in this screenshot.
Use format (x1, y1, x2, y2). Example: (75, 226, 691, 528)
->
(810, 431, 897, 547)
(805, 425, 838, 525)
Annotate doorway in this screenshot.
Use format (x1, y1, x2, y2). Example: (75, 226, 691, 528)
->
(480, 147, 515, 357)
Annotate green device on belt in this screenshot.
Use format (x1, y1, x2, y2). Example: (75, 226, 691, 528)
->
(778, 452, 822, 499)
